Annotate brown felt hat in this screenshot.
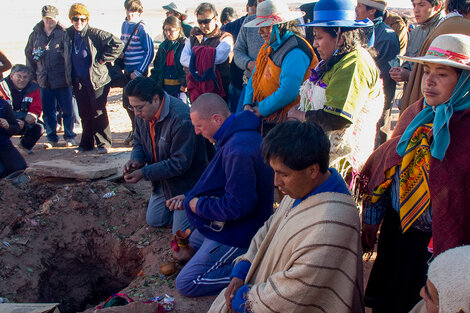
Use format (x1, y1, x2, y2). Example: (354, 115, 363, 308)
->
(357, 0, 387, 11)
(69, 3, 90, 22)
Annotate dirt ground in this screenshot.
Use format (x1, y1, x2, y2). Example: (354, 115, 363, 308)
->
(1, 88, 216, 313)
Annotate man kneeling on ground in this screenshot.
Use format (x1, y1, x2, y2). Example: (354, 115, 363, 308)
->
(166, 93, 274, 297)
(209, 120, 364, 313)
(123, 77, 207, 234)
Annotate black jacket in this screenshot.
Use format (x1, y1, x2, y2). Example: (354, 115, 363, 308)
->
(64, 24, 124, 90)
(131, 92, 208, 199)
(25, 21, 69, 89)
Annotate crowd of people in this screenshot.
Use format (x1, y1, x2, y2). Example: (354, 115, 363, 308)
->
(1, 0, 470, 312)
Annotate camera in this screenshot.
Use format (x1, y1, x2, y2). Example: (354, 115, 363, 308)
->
(32, 47, 45, 61)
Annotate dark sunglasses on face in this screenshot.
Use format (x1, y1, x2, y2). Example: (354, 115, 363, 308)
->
(197, 16, 214, 25)
(72, 17, 87, 22)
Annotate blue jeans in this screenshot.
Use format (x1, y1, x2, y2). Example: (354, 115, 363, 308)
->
(175, 229, 247, 297)
(41, 87, 76, 142)
(146, 187, 192, 234)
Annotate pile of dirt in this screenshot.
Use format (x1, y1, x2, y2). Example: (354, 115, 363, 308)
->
(0, 176, 215, 313)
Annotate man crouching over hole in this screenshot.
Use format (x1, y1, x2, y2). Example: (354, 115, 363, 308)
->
(123, 77, 207, 234)
(208, 120, 365, 313)
(166, 93, 274, 297)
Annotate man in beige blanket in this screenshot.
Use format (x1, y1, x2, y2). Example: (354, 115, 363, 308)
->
(208, 120, 364, 313)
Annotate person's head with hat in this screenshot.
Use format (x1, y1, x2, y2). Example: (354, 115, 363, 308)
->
(418, 245, 470, 313)
(300, 0, 373, 62)
(41, 5, 59, 35)
(69, 3, 89, 32)
(243, 0, 305, 45)
(396, 33, 470, 161)
(163, 2, 188, 22)
(355, 0, 386, 21)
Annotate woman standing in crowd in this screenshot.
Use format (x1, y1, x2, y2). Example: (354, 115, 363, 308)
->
(242, 0, 318, 136)
(26, 5, 77, 148)
(289, 0, 384, 177)
(360, 33, 470, 313)
(150, 16, 187, 102)
(64, 3, 124, 154)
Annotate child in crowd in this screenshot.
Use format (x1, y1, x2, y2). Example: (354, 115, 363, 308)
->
(150, 16, 187, 103)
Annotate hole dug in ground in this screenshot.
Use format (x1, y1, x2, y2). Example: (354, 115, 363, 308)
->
(38, 233, 142, 313)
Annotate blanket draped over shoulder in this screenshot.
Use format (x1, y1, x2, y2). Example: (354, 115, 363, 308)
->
(209, 192, 364, 313)
(360, 99, 470, 255)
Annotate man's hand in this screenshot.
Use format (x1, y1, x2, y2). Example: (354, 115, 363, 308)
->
(130, 72, 138, 80)
(224, 277, 244, 311)
(17, 119, 25, 130)
(24, 113, 36, 124)
(124, 168, 144, 183)
(0, 118, 9, 130)
(389, 67, 410, 83)
(287, 107, 306, 122)
(166, 194, 186, 211)
(123, 159, 144, 176)
(361, 223, 380, 253)
(189, 197, 199, 213)
(180, 86, 187, 93)
(247, 61, 256, 72)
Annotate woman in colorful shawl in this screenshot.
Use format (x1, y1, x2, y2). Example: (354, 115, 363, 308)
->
(242, 0, 318, 136)
(359, 33, 470, 313)
(288, 0, 384, 178)
(150, 16, 187, 103)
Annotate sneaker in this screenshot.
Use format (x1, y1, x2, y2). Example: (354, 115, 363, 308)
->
(18, 144, 34, 155)
(65, 138, 77, 147)
(123, 131, 133, 146)
(44, 140, 58, 149)
(97, 147, 108, 154)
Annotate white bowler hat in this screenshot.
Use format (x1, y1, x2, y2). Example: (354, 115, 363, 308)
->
(399, 33, 470, 71)
(243, 0, 305, 28)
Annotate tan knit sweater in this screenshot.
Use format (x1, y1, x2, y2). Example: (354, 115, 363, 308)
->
(208, 192, 364, 313)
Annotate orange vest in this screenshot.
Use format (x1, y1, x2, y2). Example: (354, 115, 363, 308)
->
(252, 35, 318, 122)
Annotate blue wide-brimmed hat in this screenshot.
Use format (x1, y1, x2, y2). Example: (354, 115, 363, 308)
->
(300, 0, 373, 28)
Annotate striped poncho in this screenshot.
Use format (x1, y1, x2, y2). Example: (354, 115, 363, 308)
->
(208, 192, 364, 313)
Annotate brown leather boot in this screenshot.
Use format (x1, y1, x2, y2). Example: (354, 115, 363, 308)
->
(171, 229, 195, 264)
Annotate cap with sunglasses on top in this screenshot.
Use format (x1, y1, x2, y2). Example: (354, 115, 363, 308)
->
(42, 5, 59, 19)
(69, 3, 90, 22)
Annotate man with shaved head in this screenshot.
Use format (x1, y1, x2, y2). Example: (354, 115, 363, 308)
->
(167, 93, 274, 297)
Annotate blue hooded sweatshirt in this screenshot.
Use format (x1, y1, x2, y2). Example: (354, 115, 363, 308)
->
(183, 110, 274, 248)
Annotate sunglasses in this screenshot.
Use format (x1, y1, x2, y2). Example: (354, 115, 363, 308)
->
(72, 17, 87, 22)
(197, 16, 214, 25)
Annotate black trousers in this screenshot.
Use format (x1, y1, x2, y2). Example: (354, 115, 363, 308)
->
(20, 122, 44, 150)
(0, 141, 27, 177)
(365, 208, 432, 313)
(73, 81, 112, 150)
